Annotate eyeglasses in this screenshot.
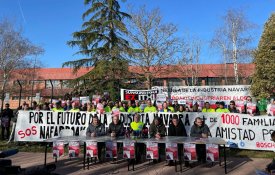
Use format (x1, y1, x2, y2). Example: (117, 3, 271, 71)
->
(247, 99, 252, 101)
(230, 104, 234, 105)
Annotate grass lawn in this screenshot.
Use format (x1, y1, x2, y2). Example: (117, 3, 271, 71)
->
(1, 140, 275, 159)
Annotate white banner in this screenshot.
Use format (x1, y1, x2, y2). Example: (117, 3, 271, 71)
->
(152, 85, 251, 103)
(14, 111, 275, 151)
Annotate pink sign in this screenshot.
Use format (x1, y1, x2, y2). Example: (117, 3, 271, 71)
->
(123, 141, 135, 159)
(236, 101, 245, 113)
(146, 142, 159, 160)
(166, 142, 178, 160)
(69, 141, 80, 158)
(206, 144, 219, 162)
(105, 141, 117, 158)
(53, 141, 64, 158)
(184, 143, 197, 161)
(86, 141, 98, 158)
(247, 103, 256, 114)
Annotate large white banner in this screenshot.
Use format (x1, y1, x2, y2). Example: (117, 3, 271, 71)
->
(14, 111, 275, 151)
(152, 85, 251, 102)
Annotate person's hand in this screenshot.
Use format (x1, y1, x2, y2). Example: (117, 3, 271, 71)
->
(91, 132, 96, 137)
(155, 133, 161, 139)
(202, 133, 208, 138)
(111, 132, 116, 137)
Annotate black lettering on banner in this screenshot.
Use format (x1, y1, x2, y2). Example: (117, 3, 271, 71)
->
(185, 114, 190, 126)
(120, 113, 125, 123)
(178, 114, 184, 123)
(215, 127, 255, 140)
(69, 112, 76, 124)
(145, 113, 150, 126)
(103, 114, 107, 125)
(262, 129, 275, 141)
(47, 112, 52, 124)
(57, 112, 63, 125)
(75, 112, 81, 125)
(79, 113, 86, 125)
(29, 112, 44, 124)
(210, 117, 217, 123)
(126, 114, 132, 126)
(88, 113, 94, 123)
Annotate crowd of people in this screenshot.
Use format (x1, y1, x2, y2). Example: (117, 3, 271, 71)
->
(16, 95, 275, 116)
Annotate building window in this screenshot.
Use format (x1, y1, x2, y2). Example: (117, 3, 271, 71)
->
(207, 77, 221, 85)
(153, 79, 164, 86)
(46, 80, 61, 89)
(168, 78, 182, 86)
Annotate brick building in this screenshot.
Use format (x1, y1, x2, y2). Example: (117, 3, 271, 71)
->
(0, 63, 254, 109)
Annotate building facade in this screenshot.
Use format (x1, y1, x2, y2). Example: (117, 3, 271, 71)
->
(0, 63, 254, 109)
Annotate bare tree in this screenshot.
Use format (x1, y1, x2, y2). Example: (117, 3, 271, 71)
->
(126, 6, 181, 89)
(211, 9, 255, 85)
(0, 19, 44, 110)
(177, 35, 202, 86)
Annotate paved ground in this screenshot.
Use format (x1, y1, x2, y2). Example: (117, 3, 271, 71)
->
(8, 152, 271, 175)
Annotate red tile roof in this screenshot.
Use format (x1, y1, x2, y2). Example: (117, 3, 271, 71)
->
(11, 63, 255, 80)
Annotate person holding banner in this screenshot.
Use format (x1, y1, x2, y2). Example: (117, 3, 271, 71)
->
(144, 99, 157, 113)
(202, 102, 215, 112)
(190, 117, 210, 163)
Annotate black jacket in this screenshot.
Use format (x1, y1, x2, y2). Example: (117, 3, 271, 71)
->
(86, 123, 106, 137)
(149, 121, 166, 138)
(108, 121, 124, 137)
(1, 108, 13, 127)
(168, 121, 187, 136)
(190, 123, 210, 138)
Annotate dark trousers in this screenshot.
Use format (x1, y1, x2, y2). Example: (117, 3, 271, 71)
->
(98, 142, 104, 161)
(1, 126, 10, 140)
(196, 144, 206, 162)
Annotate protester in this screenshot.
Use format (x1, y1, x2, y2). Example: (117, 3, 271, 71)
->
(244, 96, 260, 116)
(215, 101, 230, 113)
(127, 101, 141, 113)
(191, 102, 200, 112)
(177, 104, 186, 112)
(69, 101, 80, 112)
(172, 100, 180, 112)
(86, 115, 105, 161)
(64, 100, 72, 111)
(168, 101, 175, 112)
(102, 100, 111, 113)
(108, 115, 124, 137)
(159, 102, 171, 112)
(130, 113, 146, 163)
(52, 101, 65, 112)
(130, 113, 145, 137)
(190, 117, 210, 163)
(202, 102, 215, 112)
(168, 115, 187, 166)
(87, 103, 96, 112)
(149, 117, 166, 138)
(144, 99, 157, 113)
(1, 103, 14, 140)
(267, 99, 275, 116)
(228, 100, 239, 113)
